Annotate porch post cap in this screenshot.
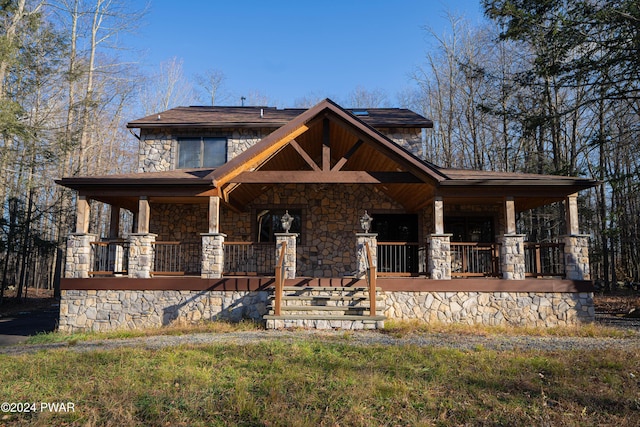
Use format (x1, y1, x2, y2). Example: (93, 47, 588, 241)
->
(503, 233, 527, 237)
(274, 232, 299, 237)
(200, 232, 227, 237)
(429, 233, 453, 238)
(355, 232, 378, 237)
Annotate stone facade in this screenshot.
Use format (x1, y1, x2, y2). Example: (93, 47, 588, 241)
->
(382, 291, 595, 327)
(138, 128, 273, 173)
(377, 128, 423, 159)
(58, 289, 269, 332)
(58, 288, 594, 332)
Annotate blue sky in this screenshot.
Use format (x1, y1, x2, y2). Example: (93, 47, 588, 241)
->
(128, 0, 486, 107)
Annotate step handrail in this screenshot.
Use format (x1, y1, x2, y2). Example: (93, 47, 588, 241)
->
(274, 241, 287, 316)
(364, 241, 377, 316)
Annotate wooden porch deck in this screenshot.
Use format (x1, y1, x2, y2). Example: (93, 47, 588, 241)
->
(61, 276, 594, 293)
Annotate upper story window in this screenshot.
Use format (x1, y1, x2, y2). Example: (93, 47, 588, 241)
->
(177, 137, 227, 168)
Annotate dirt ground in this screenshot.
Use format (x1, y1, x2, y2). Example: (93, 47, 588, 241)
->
(0, 288, 56, 317)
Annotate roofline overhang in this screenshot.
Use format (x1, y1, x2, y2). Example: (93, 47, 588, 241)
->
(439, 178, 599, 187)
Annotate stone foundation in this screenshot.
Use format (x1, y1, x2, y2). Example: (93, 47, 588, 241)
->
(382, 291, 594, 327)
(59, 288, 594, 332)
(58, 290, 269, 332)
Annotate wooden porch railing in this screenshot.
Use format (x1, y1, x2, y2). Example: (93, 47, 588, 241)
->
(224, 242, 274, 275)
(377, 242, 420, 276)
(364, 241, 377, 316)
(451, 242, 501, 277)
(89, 241, 129, 276)
(525, 242, 565, 277)
(152, 241, 201, 276)
(273, 241, 287, 316)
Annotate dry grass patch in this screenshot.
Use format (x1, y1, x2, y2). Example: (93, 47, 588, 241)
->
(1, 340, 639, 426)
(24, 319, 264, 345)
(383, 318, 636, 338)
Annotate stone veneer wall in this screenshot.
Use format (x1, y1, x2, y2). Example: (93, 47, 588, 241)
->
(382, 291, 594, 327)
(59, 289, 594, 332)
(137, 128, 273, 173)
(241, 183, 409, 277)
(59, 290, 269, 332)
(138, 127, 425, 173)
(377, 128, 423, 159)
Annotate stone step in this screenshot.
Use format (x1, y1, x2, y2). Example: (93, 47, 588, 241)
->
(273, 294, 383, 300)
(282, 286, 381, 292)
(268, 305, 371, 316)
(264, 315, 386, 330)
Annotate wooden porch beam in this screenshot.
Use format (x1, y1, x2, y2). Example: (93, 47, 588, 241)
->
(332, 139, 364, 172)
(230, 170, 423, 184)
(322, 118, 331, 171)
(289, 138, 320, 171)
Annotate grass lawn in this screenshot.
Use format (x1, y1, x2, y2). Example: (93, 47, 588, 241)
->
(1, 330, 639, 426)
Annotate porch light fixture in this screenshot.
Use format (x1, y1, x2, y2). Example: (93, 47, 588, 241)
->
(360, 210, 372, 233)
(281, 210, 293, 233)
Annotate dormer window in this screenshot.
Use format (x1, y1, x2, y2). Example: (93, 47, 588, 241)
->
(177, 137, 227, 168)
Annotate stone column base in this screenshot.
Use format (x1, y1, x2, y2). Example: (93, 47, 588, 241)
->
(564, 234, 590, 280)
(201, 233, 226, 279)
(275, 233, 298, 279)
(65, 233, 98, 278)
(428, 234, 452, 280)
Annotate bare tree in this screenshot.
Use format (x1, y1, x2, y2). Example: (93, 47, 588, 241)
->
(140, 57, 198, 114)
(194, 68, 227, 106)
(344, 86, 390, 108)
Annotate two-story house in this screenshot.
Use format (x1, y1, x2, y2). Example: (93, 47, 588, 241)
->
(57, 99, 597, 331)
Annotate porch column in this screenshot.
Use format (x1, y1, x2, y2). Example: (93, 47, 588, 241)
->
(109, 206, 120, 239)
(127, 196, 156, 278)
(201, 233, 226, 279)
(208, 196, 220, 233)
(275, 233, 298, 279)
(429, 196, 452, 280)
(563, 193, 591, 280)
(76, 195, 90, 234)
(65, 195, 96, 278)
(501, 197, 526, 280)
(428, 234, 452, 280)
(355, 233, 377, 279)
(137, 196, 150, 234)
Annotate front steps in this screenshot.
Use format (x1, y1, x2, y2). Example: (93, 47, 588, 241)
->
(264, 280, 386, 329)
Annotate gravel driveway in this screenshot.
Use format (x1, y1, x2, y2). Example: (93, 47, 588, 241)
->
(1, 327, 639, 357)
